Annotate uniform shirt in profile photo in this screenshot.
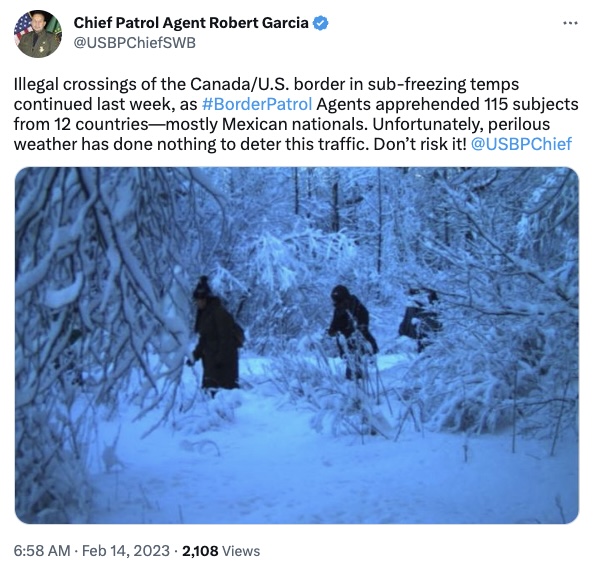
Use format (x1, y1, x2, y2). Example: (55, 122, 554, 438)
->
(16, 12, 59, 58)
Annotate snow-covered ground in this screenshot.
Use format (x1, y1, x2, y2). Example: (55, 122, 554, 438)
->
(88, 354, 578, 524)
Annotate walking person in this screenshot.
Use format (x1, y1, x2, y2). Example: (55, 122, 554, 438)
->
(187, 276, 242, 395)
(328, 285, 379, 380)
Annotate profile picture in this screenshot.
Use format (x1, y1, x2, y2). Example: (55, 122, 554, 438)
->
(14, 10, 61, 58)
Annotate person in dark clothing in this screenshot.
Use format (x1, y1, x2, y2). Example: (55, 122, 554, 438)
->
(398, 288, 442, 352)
(187, 276, 240, 395)
(328, 285, 379, 380)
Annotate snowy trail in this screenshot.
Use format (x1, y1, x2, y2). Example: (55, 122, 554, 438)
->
(89, 378, 578, 524)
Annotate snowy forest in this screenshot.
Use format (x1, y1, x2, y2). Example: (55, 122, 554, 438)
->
(15, 166, 579, 523)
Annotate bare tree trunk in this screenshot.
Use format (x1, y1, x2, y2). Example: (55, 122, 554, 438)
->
(376, 168, 383, 275)
(293, 167, 300, 216)
(331, 181, 340, 232)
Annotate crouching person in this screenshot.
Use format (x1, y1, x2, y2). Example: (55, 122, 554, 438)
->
(398, 287, 441, 353)
(187, 276, 242, 395)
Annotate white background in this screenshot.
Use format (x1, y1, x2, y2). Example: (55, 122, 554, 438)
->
(3, 1, 590, 574)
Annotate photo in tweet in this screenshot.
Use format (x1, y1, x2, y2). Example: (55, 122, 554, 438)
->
(15, 166, 578, 524)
